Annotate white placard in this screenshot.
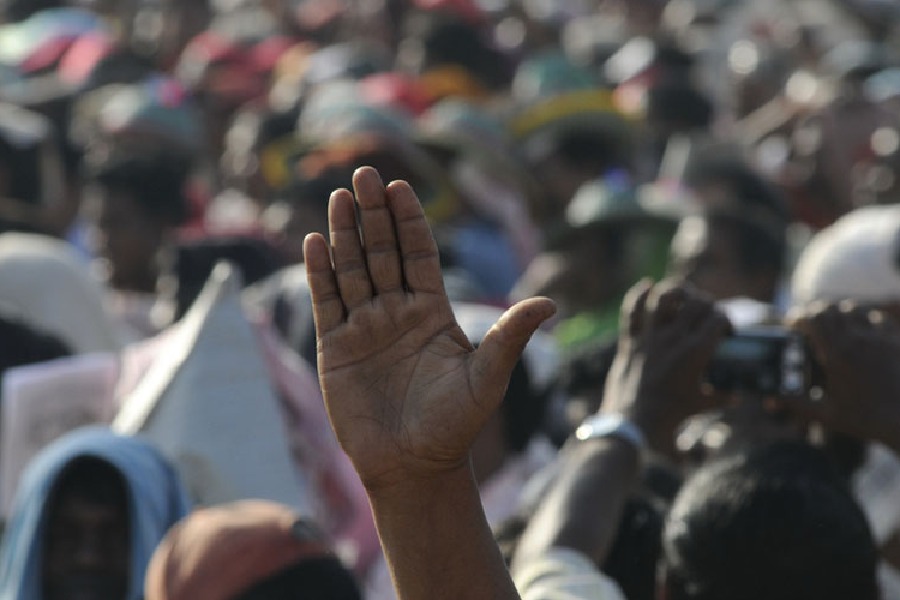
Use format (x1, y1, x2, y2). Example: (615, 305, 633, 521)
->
(1, 353, 118, 516)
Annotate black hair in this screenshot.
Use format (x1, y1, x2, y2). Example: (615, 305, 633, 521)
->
(89, 155, 191, 226)
(232, 556, 361, 600)
(47, 455, 129, 510)
(705, 211, 786, 278)
(647, 84, 714, 131)
(0, 134, 42, 206)
(663, 441, 879, 600)
(684, 156, 790, 222)
(226, 106, 298, 167)
(0, 314, 71, 380)
(603, 496, 666, 600)
(524, 125, 629, 177)
(558, 129, 622, 171)
(173, 238, 285, 319)
(256, 113, 299, 154)
(402, 12, 510, 90)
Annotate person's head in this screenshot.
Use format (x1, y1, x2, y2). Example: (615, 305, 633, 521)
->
(0, 313, 71, 379)
(0, 427, 191, 600)
(172, 236, 285, 319)
(232, 558, 361, 600)
(661, 441, 879, 600)
(0, 233, 122, 353)
(42, 456, 130, 600)
(221, 106, 297, 205)
(526, 129, 628, 221)
(145, 500, 360, 600)
(551, 222, 633, 310)
(510, 68, 632, 226)
(791, 204, 900, 310)
(516, 180, 676, 317)
(84, 155, 190, 293)
(683, 155, 789, 221)
(262, 173, 340, 264)
(176, 31, 289, 167)
(0, 125, 42, 207)
(784, 97, 900, 227)
(398, 11, 507, 91)
(644, 82, 714, 162)
(669, 212, 785, 303)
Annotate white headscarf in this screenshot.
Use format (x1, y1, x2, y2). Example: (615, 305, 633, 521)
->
(0, 233, 121, 353)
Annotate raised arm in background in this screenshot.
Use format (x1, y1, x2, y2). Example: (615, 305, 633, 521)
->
(790, 303, 900, 456)
(303, 166, 555, 600)
(514, 281, 730, 571)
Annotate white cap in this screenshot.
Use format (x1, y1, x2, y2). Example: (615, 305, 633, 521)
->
(791, 206, 900, 306)
(0, 233, 122, 354)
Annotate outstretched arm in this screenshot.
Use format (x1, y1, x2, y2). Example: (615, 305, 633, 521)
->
(304, 167, 555, 600)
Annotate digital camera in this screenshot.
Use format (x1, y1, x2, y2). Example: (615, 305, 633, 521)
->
(706, 327, 819, 396)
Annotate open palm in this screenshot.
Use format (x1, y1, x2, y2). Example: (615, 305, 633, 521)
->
(304, 167, 555, 492)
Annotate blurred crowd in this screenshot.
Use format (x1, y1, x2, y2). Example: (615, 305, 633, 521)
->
(0, 0, 899, 598)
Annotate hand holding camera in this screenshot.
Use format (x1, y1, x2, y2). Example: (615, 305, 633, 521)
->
(602, 280, 731, 456)
(785, 303, 900, 452)
(705, 327, 820, 398)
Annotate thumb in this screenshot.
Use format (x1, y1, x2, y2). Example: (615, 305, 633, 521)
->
(468, 297, 557, 410)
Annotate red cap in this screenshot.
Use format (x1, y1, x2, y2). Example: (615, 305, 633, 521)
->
(57, 31, 115, 88)
(145, 500, 332, 600)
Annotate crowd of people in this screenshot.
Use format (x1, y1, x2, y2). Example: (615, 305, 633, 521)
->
(0, 0, 900, 598)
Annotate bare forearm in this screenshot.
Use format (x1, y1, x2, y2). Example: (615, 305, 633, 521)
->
(514, 437, 641, 569)
(368, 462, 520, 600)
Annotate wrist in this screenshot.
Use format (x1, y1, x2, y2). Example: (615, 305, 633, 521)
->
(365, 459, 477, 507)
(576, 413, 648, 465)
(365, 456, 520, 600)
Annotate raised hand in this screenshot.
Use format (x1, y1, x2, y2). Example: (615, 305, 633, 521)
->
(789, 303, 900, 452)
(602, 281, 731, 455)
(304, 167, 556, 493)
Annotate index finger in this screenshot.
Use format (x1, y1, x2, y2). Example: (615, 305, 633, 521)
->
(304, 232, 345, 335)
